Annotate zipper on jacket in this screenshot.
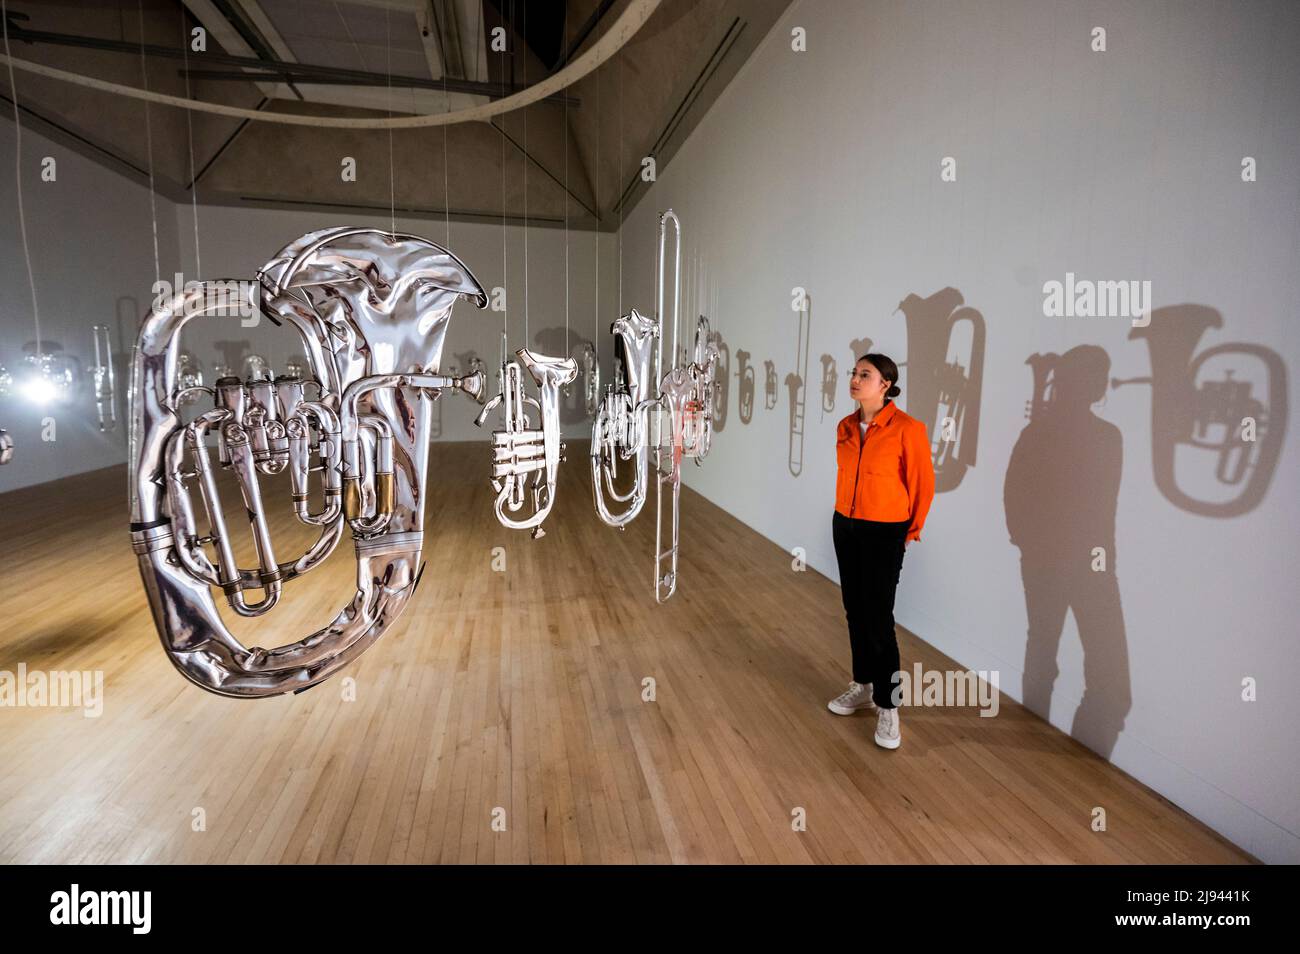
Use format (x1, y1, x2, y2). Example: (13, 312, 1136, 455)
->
(849, 423, 865, 517)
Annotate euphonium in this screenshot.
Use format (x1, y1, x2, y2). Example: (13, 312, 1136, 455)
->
(894, 288, 985, 494)
(1111, 305, 1286, 517)
(590, 305, 660, 528)
(128, 226, 487, 698)
(475, 345, 577, 538)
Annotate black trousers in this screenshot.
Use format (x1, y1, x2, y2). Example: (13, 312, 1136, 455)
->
(831, 510, 911, 709)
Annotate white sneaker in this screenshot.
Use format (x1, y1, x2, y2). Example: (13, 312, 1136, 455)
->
(874, 707, 901, 749)
(828, 681, 877, 716)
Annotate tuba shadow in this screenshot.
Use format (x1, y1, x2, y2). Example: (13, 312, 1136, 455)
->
(1112, 304, 1287, 518)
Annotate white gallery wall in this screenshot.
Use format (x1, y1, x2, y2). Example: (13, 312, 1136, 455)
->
(616, 0, 1300, 862)
(0, 120, 617, 494)
(0, 119, 180, 492)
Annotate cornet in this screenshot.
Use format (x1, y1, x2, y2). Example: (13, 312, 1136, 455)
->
(763, 359, 777, 410)
(475, 343, 577, 538)
(128, 226, 488, 698)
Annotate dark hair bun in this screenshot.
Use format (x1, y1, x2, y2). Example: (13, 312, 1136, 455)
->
(887, 384, 901, 398)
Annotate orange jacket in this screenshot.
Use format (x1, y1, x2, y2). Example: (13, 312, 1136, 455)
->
(834, 401, 936, 542)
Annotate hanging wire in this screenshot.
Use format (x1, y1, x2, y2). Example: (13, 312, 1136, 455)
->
(500, 2, 508, 349)
(594, 51, 600, 361)
(562, 4, 569, 356)
(385, 6, 395, 235)
(617, 49, 623, 318)
(179, 6, 201, 274)
(1, 0, 41, 355)
(136, 0, 161, 288)
(521, 1, 528, 347)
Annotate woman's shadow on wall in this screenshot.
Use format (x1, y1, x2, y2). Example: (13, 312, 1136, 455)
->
(1003, 345, 1131, 759)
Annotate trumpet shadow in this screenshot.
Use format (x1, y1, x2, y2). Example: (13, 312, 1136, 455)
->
(1003, 344, 1131, 760)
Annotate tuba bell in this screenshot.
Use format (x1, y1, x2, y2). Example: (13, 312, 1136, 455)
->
(1111, 305, 1286, 517)
(591, 305, 660, 528)
(475, 337, 577, 538)
(128, 226, 488, 698)
(894, 288, 985, 494)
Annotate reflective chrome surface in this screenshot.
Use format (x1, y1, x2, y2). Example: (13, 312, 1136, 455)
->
(0, 428, 12, 465)
(128, 226, 488, 697)
(591, 209, 718, 602)
(475, 344, 577, 538)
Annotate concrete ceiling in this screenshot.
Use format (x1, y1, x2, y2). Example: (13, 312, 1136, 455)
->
(1, 0, 792, 231)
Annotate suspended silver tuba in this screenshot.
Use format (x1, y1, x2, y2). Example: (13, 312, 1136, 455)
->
(475, 338, 577, 538)
(590, 305, 660, 528)
(128, 226, 488, 698)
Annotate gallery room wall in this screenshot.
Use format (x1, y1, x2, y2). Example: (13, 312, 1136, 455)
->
(0, 118, 180, 492)
(616, 0, 1300, 862)
(0, 120, 619, 493)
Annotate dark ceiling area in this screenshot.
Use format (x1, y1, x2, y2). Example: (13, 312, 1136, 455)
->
(0, 0, 792, 230)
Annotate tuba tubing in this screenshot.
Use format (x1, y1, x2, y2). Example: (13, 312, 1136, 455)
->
(130, 227, 488, 697)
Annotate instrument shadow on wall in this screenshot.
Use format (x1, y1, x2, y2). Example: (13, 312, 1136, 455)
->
(734, 347, 754, 424)
(708, 327, 729, 433)
(1111, 304, 1287, 519)
(1004, 344, 1130, 760)
(786, 293, 810, 477)
(894, 288, 985, 494)
(818, 352, 837, 423)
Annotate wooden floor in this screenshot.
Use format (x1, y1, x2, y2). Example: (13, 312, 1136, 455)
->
(0, 441, 1254, 864)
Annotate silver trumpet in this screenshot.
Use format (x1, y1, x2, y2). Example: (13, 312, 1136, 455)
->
(128, 226, 488, 698)
(474, 341, 577, 538)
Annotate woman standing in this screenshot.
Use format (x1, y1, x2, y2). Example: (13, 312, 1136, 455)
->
(827, 354, 935, 749)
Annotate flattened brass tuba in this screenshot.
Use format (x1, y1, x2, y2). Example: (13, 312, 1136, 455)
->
(128, 227, 487, 697)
